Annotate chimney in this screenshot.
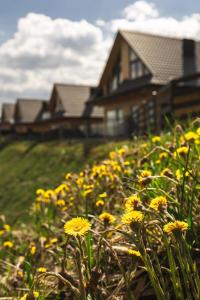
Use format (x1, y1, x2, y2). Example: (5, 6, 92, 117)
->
(182, 39, 196, 76)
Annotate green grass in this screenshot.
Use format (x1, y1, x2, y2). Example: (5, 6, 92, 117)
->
(0, 139, 128, 220)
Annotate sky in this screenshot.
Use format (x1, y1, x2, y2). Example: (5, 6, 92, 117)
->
(0, 0, 200, 105)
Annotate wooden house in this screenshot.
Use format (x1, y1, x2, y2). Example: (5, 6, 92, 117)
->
(92, 30, 200, 136)
(14, 98, 50, 135)
(0, 103, 15, 133)
(49, 83, 103, 137)
(156, 72, 200, 130)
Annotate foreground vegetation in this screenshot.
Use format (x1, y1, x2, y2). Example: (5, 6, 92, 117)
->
(0, 139, 125, 219)
(0, 120, 200, 299)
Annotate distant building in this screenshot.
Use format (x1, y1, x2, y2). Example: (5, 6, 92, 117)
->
(48, 83, 103, 137)
(0, 103, 15, 133)
(14, 98, 50, 135)
(92, 30, 200, 136)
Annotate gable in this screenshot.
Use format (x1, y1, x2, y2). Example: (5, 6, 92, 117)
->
(15, 99, 46, 123)
(99, 31, 151, 95)
(1, 103, 15, 123)
(49, 84, 93, 118)
(121, 31, 183, 83)
(49, 86, 65, 115)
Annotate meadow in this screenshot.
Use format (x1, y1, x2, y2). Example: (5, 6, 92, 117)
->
(0, 120, 199, 299)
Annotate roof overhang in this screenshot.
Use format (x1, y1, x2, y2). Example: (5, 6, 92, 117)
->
(92, 81, 162, 106)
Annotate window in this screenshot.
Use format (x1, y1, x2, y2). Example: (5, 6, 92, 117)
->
(146, 100, 155, 127)
(129, 49, 149, 79)
(106, 108, 124, 136)
(110, 54, 122, 92)
(131, 105, 140, 132)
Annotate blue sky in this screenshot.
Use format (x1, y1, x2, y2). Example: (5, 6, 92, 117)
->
(0, 0, 199, 42)
(0, 0, 199, 104)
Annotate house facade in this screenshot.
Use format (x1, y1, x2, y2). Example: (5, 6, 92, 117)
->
(0, 103, 15, 133)
(14, 98, 50, 135)
(48, 83, 103, 137)
(93, 30, 200, 136)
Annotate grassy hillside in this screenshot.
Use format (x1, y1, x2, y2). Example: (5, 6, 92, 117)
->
(0, 139, 127, 219)
(0, 121, 200, 299)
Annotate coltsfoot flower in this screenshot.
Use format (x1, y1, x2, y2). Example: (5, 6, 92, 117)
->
(30, 243, 36, 255)
(3, 224, 11, 231)
(159, 152, 168, 159)
(125, 195, 141, 211)
(163, 220, 188, 234)
(152, 136, 161, 143)
(122, 211, 144, 225)
(37, 267, 47, 273)
(182, 131, 199, 142)
(174, 146, 189, 158)
(138, 170, 152, 186)
(99, 212, 116, 225)
(55, 199, 65, 207)
(3, 241, 13, 248)
(96, 200, 105, 207)
(160, 168, 173, 178)
(64, 217, 91, 236)
(20, 291, 39, 300)
(127, 249, 141, 257)
(149, 196, 167, 212)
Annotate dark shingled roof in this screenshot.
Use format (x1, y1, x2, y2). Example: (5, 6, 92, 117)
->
(99, 30, 200, 88)
(120, 30, 200, 84)
(15, 99, 48, 123)
(51, 84, 103, 118)
(1, 103, 15, 123)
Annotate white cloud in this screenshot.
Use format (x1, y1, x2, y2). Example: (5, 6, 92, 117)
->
(0, 13, 112, 104)
(0, 1, 200, 105)
(123, 1, 159, 21)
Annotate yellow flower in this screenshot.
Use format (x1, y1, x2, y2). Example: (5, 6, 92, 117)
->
(3, 241, 13, 248)
(149, 196, 167, 212)
(163, 221, 188, 234)
(197, 127, 200, 136)
(55, 199, 65, 207)
(99, 212, 116, 225)
(155, 159, 161, 165)
(160, 168, 173, 178)
(174, 146, 189, 158)
(3, 224, 11, 231)
(140, 170, 152, 178)
(182, 131, 199, 142)
(36, 188, 44, 195)
(176, 169, 181, 180)
(17, 270, 24, 278)
(138, 170, 152, 186)
(50, 238, 58, 244)
(122, 211, 144, 225)
(65, 173, 72, 180)
(0, 230, 5, 236)
(99, 192, 107, 198)
(30, 245, 36, 255)
(118, 147, 126, 156)
(64, 217, 91, 236)
(127, 249, 141, 257)
(125, 195, 141, 211)
(159, 152, 168, 160)
(37, 267, 47, 273)
(20, 291, 39, 300)
(152, 136, 161, 143)
(96, 200, 104, 207)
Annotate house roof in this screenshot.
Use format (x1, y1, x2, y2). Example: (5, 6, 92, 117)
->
(15, 99, 48, 123)
(50, 83, 103, 118)
(100, 30, 200, 86)
(1, 103, 15, 123)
